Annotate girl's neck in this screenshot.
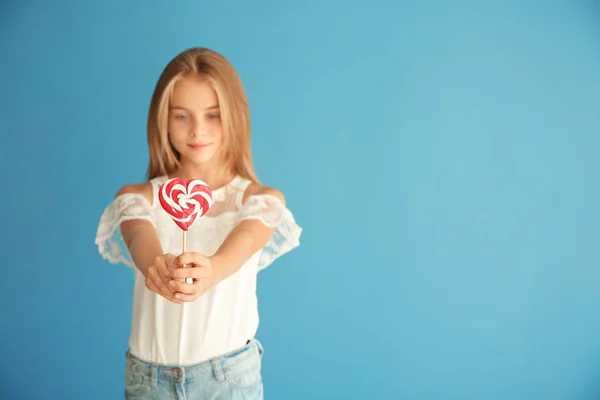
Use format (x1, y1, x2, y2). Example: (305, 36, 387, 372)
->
(171, 162, 235, 190)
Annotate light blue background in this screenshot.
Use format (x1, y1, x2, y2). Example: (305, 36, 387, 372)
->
(1, 1, 599, 399)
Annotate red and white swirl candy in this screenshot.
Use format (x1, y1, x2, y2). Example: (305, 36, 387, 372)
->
(158, 178, 213, 231)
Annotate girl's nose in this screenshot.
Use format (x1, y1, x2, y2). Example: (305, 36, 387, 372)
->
(191, 121, 208, 138)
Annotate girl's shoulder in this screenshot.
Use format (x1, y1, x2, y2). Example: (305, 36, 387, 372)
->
(115, 182, 153, 204)
(114, 175, 166, 204)
(241, 182, 286, 206)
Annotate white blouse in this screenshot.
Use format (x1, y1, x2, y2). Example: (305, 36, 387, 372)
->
(95, 175, 302, 366)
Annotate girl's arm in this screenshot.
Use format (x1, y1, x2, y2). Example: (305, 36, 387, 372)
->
(167, 185, 288, 301)
(116, 183, 163, 277)
(210, 185, 285, 281)
(117, 184, 181, 303)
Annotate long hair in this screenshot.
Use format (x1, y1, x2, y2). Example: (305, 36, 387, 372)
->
(145, 47, 257, 182)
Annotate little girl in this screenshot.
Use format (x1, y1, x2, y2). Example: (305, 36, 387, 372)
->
(95, 47, 302, 399)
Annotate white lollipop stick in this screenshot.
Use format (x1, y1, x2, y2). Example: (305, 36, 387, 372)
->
(182, 230, 193, 284)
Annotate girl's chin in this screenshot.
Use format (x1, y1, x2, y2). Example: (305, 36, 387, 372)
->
(180, 152, 218, 166)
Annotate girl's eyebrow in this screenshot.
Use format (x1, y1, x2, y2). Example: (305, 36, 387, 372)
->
(169, 105, 219, 110)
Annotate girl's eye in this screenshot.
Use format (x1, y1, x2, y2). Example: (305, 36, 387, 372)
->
(208, 114, 220, 120)
(175, 114, 188, 120)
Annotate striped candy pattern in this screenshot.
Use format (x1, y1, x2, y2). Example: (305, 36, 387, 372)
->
(158, 178, 213, 231)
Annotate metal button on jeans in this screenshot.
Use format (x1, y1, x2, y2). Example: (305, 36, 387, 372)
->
(172, 367, 182, 380)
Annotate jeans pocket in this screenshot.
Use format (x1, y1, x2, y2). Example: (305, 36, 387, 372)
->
(125, 356, 148, 397)
(225, 356, 262, 389)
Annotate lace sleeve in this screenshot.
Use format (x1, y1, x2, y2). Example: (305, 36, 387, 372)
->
(94, 193, 155, 268)
(239, 194, 302, 271)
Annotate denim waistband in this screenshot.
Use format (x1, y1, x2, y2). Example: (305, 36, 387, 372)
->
(125, 339, 263, 384)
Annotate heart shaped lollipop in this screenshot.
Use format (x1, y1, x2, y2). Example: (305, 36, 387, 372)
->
(159, 178, 213, 284)
(159, 178, 213, 231)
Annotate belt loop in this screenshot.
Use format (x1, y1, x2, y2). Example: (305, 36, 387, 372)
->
(211, 359, 225, 383)
(255, 339, 264, 356)
(150, 364, 158, 388)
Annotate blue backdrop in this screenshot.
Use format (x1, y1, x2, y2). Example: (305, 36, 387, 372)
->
(1, 1, 599, 399)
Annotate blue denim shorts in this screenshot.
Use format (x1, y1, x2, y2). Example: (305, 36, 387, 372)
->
(124, 339, 264, 399)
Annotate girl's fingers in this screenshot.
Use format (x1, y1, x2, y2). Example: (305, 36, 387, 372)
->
(151, 257, 181, 292)
(169, 279, 203, 295)
(166, 265, 214, 281)
(149, 268, 180, 303)
(173, 278, 202, 294)
(174, 291, 203, 302)
(172, 280, 213, 303)
(146, 276, 158, 293)
(146, 275, 179, 303)
(175, 252, 209, 268)
(165, 267, 203, 280)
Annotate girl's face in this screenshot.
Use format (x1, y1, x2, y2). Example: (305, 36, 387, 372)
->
(168, 76, 224, 167)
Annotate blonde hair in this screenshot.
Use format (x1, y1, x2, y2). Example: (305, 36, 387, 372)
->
(145, 47, 257, 182)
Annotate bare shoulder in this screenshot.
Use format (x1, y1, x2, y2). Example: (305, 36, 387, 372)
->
(242, 182, 286, 205)
(115, 182, 153, 204)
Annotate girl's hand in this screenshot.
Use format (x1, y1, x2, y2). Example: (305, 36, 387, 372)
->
(145, 254, 182, 304)
(165, 252, 222, 302)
